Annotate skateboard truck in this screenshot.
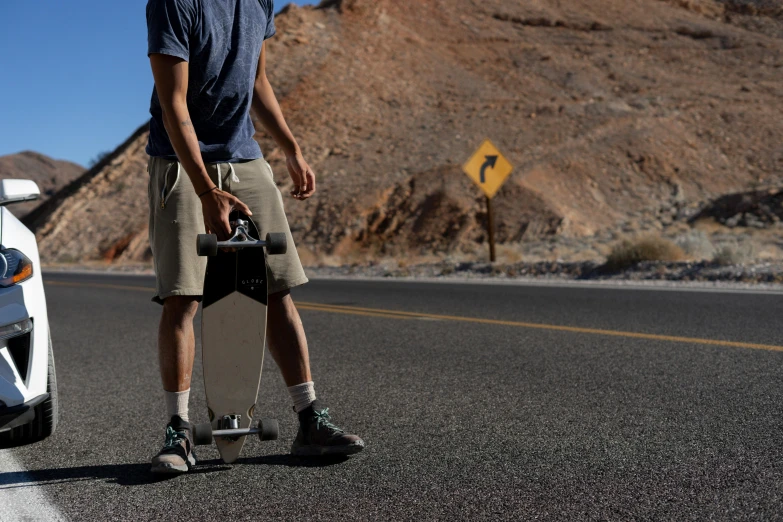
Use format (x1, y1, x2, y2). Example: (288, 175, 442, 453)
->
(197, 220, 287, 257)
(219, 414, 241, 430)
(218, 414, 242, 441)
(192, 417, 280, 446)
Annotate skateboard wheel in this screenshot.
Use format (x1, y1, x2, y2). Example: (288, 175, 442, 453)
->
(258, 418, 279, 441)
(193, 422, 213, 446)
(197, 234, 219, 257)
(265, 233, 287, 255)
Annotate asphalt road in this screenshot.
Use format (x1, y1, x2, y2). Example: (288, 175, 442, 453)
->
(2, 272, 783, 521)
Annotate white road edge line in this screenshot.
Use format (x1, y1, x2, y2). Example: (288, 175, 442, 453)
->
(42, 269, 783, 296)
(0, 449, 68, 522)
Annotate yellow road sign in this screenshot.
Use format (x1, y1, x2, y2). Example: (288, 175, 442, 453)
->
(462, 140, 514, 199)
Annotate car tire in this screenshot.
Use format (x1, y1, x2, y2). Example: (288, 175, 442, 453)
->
(0, 334, 58, 445)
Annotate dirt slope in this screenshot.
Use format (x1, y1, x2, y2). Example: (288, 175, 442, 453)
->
(0, 152, 84, 218)
(25, 0, 783, 265)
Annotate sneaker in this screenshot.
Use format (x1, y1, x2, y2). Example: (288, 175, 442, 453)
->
(291, 401, 365, 457)
(151, 415, 197, 474)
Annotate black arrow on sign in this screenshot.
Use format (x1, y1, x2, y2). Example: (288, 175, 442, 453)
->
(480, 155, 498, 183)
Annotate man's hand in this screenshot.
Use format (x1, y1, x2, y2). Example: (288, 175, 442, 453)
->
(252, 43, 316, 200)
(200, 189, 253, 240)
(286, 151, 317, 200)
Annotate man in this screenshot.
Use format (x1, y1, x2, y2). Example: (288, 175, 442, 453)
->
(145, 0, 364, 474)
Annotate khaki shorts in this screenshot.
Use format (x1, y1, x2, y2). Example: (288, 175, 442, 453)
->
(147, 157, 309, 303)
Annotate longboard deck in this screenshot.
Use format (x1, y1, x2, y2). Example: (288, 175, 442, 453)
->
(201, 213, 268, 464)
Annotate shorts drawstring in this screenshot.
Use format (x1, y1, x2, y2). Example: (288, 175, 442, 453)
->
(216, 164, 239, 193)
(160, 162, 181, 210)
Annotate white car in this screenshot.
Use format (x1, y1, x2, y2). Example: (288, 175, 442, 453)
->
(0, 179, 58, 445)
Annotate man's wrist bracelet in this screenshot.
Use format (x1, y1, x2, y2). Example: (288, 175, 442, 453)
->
(198, 186, 218, 198)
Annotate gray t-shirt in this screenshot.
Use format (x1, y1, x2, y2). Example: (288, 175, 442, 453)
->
(146, 0, 276, 163)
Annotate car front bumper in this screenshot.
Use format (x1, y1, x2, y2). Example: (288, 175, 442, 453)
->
(0, 393, 48, 432)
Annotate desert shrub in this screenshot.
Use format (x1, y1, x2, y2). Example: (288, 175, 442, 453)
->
(497, 244, 525, 264)
(605, 235, 685, 271)
(88, 150, 112, 168)
(675, 230, 715, 260)
(661, 0, 725, 17)
(712, 239, 756, 265)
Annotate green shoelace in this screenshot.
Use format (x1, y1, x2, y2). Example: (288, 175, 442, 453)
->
(163, 426, 187, 449)
(314, 408, 343, 433)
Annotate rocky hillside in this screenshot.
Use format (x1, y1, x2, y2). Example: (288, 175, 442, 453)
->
(26, 0, 783, 265)
(0, 152, 84, 218)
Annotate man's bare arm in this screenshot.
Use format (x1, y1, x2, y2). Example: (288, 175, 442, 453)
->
(149, 54, 212, 194)
(149, 53, 251, 238)
(251, 43, 316, 200)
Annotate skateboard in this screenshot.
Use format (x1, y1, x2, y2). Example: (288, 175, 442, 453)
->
(190, 210, 287, 463)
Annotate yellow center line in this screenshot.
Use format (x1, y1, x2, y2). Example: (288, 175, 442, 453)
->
(47, 280, 154, 293)
(45, 280, 783, 352)
(296, 302, 783, 353)
(297, 304, 410, 321)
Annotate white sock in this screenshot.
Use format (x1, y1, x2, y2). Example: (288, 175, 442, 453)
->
(288, 381, 316, 413)
(165, 389, 190, 422)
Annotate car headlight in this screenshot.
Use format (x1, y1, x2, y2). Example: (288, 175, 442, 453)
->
(0, 249, 33, 287)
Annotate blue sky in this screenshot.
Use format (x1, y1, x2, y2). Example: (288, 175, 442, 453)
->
(0, 1, 319, 167)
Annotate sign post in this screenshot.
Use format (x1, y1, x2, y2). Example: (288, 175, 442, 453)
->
(463, 140, 513, 263)
(486, 195, 496, 262)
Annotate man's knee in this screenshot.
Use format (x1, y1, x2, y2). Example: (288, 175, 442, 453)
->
(162, 296, 200, 322)
(268, 290, 295, 315)
(269, 289, 291, 304)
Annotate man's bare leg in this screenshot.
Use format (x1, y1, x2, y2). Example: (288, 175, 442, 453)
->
(158, 296, 199, 393)
(265, 289, 365, 456)
(266, 290, 312, 387)
(152, 296, 200, 474)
